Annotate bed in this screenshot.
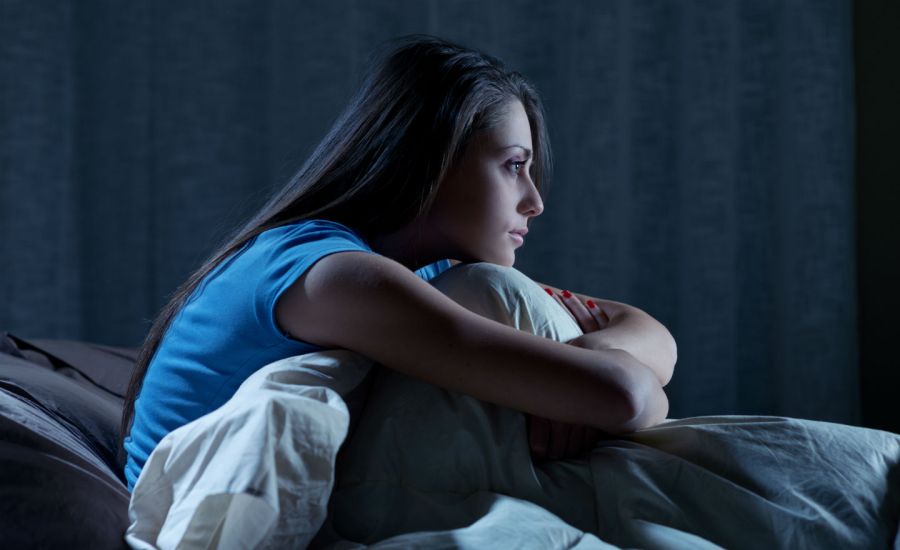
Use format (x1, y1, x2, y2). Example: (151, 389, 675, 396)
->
(1, 331, 898, 549)
(0, 331, 134, 549)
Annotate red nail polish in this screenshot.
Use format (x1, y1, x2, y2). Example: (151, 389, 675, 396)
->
(544, 288, 554, 296)
(586, 300, 596, 309)
(562, 290, 572, 298)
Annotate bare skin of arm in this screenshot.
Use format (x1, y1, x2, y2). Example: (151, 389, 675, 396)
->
(526, 281, 674, 458)
(444, 258, 671, 459)
(541, 284, 677, 387)
(447, 259, 678, 387)
(276, 252, 668, 435)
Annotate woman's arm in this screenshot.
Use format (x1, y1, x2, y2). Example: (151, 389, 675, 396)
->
(277, 252, 667, 433)
(447, 259, 677, 386)
(527, 285, 673, 458)
(537, 282, 677, 387)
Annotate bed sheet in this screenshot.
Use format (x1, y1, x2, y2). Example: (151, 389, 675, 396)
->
(125, 349, 900, 549)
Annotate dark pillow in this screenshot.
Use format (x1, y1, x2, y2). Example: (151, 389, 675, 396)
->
(0, 335, 135, 476)
(0, 332, 137, 548)
(0, 390, 130, 549)
(3, 332, 138, 398)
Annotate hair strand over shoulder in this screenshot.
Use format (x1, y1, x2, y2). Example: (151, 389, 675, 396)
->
(118, 33, 553, 468)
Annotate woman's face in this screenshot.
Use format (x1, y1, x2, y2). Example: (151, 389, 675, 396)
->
(428, 99, 544, 267)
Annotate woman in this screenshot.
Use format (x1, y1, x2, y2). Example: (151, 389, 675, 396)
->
(119, 34, 676, 492)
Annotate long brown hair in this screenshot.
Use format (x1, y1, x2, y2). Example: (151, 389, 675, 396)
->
(118, 34, 553, 467)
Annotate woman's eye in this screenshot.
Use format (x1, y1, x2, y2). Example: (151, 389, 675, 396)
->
(509, 161, 525, 174)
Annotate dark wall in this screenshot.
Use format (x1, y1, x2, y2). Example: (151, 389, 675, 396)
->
(855, 1, 900, 433)
(0, 1, 886, 429)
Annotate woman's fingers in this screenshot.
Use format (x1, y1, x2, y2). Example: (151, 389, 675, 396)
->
(540, 284, 611, 331)
(582, 298, 610, 329)
(591, 305, 611, 329)
(556, 290, 602, 333)
(544, 288, 580, 326)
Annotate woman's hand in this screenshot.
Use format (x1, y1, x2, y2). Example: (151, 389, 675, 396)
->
(525, 287, 615, 462)
(544, 285, 677, 386)
(526, 411, 602, 462)
(543, 287, 611, 333)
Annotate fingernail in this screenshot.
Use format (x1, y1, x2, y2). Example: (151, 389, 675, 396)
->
(562, 290, 572, 298)
(544, 287, 554, 296)
(586, 300, 596, 309)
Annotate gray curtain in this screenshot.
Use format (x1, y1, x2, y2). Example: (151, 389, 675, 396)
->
(0, 1, 859, 424)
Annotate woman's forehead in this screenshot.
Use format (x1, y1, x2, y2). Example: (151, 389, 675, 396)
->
(483, 102, 533, 152)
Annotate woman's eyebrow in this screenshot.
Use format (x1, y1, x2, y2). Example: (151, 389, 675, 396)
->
(499, 145, 533, 159)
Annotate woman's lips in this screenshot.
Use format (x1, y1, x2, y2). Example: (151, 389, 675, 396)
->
(509, 232, 524, 245)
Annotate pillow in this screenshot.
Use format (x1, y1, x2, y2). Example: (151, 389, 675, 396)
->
(0, 333, 135, 547)
(0, 334, 134, 475)
(3, 332, 137, 398)
(0, 389, 130, 548)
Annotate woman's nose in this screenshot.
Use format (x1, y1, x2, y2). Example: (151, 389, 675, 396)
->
(525, 195, 544, 217)
(521, 177, 544, 217)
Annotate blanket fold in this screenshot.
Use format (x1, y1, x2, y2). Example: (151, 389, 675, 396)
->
(126, 350, 372, 550)
(126, 348, 900, 549)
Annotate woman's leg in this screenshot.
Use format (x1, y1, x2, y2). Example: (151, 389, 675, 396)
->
(428, 262, 583, 344)
(424, 263, 605, 532)
(426, 271, 900, 549)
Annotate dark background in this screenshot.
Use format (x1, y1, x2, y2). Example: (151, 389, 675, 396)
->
(855, 0, 899, 434)
(1, 1, 896, 432)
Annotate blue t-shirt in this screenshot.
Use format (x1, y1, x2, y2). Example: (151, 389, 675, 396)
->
(123, 219, 451, 491)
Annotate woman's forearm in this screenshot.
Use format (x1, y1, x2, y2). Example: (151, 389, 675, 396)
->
(533, 280, 677, 386)
(619, 368, 670, 432)
(572, 310, 677, 387)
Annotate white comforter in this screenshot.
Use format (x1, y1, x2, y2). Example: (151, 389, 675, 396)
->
(126, 349, 900, 549)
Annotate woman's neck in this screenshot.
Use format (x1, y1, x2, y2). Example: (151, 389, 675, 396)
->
(367, 219, 445, 272)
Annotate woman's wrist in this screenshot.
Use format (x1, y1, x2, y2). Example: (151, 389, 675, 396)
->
(568, 329, 673, 387)
(546, 285, 675, 386)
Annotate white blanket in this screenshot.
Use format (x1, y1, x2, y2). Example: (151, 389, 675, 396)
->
(125, 350, 371, 549)
(126, 348, 900, 549)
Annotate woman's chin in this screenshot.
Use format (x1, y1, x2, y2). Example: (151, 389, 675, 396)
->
(468, 247, 514, 268)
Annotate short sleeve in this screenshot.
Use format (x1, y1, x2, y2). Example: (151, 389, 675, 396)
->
(255, 220, 376, 341)
(415, 258, 453, 281)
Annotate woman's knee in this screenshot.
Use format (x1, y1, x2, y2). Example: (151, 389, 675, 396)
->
(429, 262, 581, 342)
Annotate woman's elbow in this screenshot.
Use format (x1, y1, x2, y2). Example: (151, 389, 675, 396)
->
(616, 368, 670, 433)
(656, 333, 678, 387)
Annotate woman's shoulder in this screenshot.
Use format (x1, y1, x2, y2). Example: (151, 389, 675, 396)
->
(258, 219, 448, 281)
(262, 218, 361, 238)
(260, 218, 370, 249)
